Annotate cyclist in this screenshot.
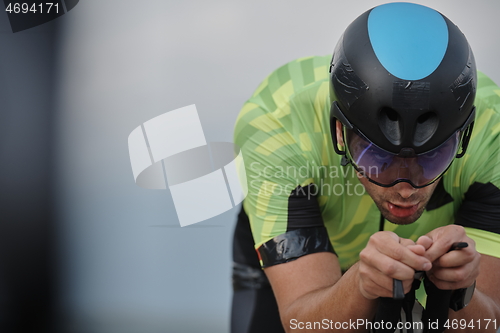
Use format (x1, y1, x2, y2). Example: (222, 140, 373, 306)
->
(231, 3, 500, 333)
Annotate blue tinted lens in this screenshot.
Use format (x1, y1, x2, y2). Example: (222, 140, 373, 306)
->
(345, 129, 460, 187)
(416, 132, 459, 181)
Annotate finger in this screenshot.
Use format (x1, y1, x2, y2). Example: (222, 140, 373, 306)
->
(373, 267, 414, 293)
(416, 235, 433, 250)
(373, 238, 431, 271)
(359, 266, 414, 298)
(400, 239, 427, 256)
(360, 246, 419, 281)
(407, 244, 427, 258)
(423, 225, 467, 262)
(426, 272, 458, 290)
(435, 247, 477, 268)
(399, 238, 415, 247)
(367, 232, 431, 271)
(427, 265, 478, 290)
(430, 265, 475, 283)
(426, 249, 480, 290)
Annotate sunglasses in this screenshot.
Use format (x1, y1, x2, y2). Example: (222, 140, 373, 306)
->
(331, 102, 475, 188)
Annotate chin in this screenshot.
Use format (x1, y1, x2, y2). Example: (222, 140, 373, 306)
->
(382, 207, 425, 226)
(384, 215, 419, 225)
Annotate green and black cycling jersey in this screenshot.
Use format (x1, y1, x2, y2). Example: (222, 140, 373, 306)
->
(234, 55, 500, 271)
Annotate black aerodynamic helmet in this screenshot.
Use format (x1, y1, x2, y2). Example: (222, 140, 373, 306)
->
(329, 2, 477, 188)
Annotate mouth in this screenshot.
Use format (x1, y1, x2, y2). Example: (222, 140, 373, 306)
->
(387, 202, 420, 218)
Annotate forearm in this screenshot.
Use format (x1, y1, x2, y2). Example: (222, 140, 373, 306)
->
(446, 289, 500, 333)
(282, 262, 377, 333)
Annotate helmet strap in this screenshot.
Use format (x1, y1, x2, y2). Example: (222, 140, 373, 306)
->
(456, 121, 474, 158)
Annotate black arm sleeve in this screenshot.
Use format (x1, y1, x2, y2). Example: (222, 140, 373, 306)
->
(257, 184, 336, 268)
(455, 182, 500, 234)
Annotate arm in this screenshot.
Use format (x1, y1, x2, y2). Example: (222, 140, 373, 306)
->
(265, 231, 431, 333)
(265, 252, 374, 333)
(447, 254, 500, 332)
(417, 225, 500, 332)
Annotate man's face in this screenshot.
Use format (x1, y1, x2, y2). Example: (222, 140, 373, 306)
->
(357, 175, 439, 225)
(335, 120, 438, 225)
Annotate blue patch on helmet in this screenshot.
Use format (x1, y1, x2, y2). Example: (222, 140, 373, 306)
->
(368, 3, 448, 81)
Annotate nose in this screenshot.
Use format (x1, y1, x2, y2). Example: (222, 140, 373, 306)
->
(394, 181, 418, 199)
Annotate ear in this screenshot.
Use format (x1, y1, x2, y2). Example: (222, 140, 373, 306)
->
(336, 120, 344, 147)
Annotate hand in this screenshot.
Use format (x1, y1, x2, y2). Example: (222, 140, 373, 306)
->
(416, 225, 480, 290)
(358, 231, 432, 299)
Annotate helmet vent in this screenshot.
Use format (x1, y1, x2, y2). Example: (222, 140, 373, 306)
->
(414, 112, 438, 146)
(378, 107, 402, 145)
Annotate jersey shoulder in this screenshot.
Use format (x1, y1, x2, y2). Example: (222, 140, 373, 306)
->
(234, 55, 332, 158)
(457, 71, 500, 187)
(248, 55, 332, 110)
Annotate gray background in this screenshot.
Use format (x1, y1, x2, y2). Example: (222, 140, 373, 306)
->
(50, 1, 500, 332)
